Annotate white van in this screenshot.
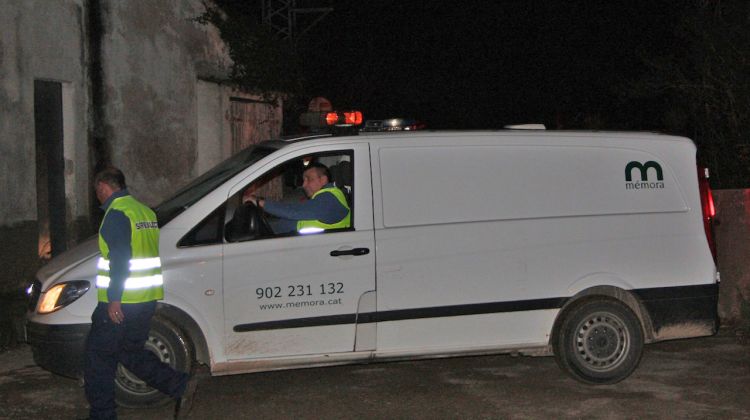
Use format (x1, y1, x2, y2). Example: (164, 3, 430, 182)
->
(27, 128, 719, 407)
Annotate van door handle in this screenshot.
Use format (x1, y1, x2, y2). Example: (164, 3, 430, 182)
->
(330, 248, 370, 257)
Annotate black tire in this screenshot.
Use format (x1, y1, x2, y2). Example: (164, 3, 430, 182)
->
(114, 317, 193, 408)
(553, 299, 643, 384)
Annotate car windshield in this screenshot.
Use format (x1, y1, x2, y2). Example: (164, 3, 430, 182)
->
(154, 145, 276, 225)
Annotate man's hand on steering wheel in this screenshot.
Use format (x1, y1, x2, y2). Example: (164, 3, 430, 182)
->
(243, 193, 265, 208)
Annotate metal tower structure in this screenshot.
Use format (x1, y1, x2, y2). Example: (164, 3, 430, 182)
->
(261, 0, 333, 42)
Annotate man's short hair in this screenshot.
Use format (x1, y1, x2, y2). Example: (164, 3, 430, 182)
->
(94, 167, 126, 190)
(305, 162, 332, 183)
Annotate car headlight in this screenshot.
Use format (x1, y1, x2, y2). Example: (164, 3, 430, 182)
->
(38, 281, 90, 314)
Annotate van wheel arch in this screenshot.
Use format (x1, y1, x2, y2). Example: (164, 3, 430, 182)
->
(155, 303, 210, 367)
(115, 316, 192, 407)
(550, 286, 655, 347)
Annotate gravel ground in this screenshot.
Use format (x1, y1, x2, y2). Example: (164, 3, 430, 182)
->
(1, 329, 749, 419)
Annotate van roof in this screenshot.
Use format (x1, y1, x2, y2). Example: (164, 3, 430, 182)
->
(263, 130, 691, 149)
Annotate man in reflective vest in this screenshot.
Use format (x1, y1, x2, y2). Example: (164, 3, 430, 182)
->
(244, 162, 351, 234)
(84, 167, 195, 419)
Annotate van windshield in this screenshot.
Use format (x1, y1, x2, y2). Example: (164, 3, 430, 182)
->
(154, 145, 276, 225)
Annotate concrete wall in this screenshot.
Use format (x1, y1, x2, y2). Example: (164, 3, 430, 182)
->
(0, 0, 90, 290)
(714, 189, 750, 327)
(0, 0, 90, 227)
(100, 0, 232, 205)
(0, 0, 275, 292)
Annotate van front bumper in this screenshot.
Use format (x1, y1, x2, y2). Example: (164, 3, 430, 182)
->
(26, 321, 90, 378)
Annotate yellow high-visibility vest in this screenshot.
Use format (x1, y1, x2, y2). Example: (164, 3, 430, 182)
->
(296, 187, 351, 234)
(97, 195, 163, 303)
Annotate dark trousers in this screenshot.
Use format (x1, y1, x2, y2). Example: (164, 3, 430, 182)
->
(84, 301, 187, 420)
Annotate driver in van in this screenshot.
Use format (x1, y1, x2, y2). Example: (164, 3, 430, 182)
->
(244, 162, 350, 234)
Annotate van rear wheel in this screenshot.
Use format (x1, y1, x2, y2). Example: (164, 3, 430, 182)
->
(554, 299, 643, 384)
(114, 317, 193, 408)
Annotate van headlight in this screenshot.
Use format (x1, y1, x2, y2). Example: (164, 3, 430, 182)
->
(38, 281, 90, 314)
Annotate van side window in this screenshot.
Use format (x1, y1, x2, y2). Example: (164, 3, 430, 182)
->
(177, 204, 226, 247)
(225, 150, 354, 242)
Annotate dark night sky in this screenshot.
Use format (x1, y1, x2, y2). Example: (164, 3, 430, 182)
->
(298, 1, 680, 130)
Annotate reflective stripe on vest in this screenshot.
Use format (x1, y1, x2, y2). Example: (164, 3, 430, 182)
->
(96, 256, 163, 290)
(97, 257, 161, 271)
(96, 271, 164, 289)
(296, 187, 351, 233)
(98, 195, 164, 303)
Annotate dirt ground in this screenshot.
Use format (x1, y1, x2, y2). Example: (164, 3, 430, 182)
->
(1, 330, 748, 420)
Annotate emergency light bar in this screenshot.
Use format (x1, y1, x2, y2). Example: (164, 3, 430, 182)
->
(361, 118, 426, 132)
(300, 110, 363, 128)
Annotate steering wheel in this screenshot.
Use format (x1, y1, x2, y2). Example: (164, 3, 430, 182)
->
(243, 200, 273, 237)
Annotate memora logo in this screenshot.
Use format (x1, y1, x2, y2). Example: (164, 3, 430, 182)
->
(625, 161, 664, 190)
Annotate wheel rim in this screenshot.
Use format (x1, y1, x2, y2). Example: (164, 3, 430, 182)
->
(574, 311, 629, 372)
(116, 332, 174, 395)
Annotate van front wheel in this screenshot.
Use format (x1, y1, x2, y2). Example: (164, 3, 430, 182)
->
(114, 317, 193, 408)
(554, 299, 643, 384)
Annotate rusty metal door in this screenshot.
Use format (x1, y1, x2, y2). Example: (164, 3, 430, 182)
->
(229, 97, 282, 153)
(229, 98, 283, 199)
